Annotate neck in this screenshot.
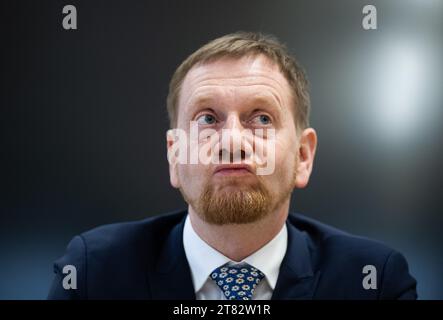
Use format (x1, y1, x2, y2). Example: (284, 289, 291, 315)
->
(188, 198, 290, 262)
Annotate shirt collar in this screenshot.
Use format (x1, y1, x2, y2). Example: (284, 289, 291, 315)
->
(183, 214, 288, 293)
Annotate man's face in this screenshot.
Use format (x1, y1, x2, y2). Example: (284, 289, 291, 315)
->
(168, 54, 313, 225)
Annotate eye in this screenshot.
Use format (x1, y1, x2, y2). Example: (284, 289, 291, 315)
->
(196, 113, 217, 125)
(251, 114, 272, 125)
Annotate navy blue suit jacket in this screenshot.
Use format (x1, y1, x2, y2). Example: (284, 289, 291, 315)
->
(48, 210, 417, 299)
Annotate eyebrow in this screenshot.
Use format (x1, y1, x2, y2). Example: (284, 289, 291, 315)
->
(247, 94, 282, 111)
(187, 93, 282, 111)
(187, 96, 215, 108)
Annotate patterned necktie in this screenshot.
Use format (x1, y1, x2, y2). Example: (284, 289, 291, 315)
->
(210, 263, 265, 300)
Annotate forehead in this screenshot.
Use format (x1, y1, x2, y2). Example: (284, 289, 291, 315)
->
(178, 54, 293, 109)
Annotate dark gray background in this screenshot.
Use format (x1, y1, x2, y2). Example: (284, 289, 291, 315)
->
(1, 0, 442, 299)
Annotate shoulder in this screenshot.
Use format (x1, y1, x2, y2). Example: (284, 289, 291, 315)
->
(288, 212, 393, 258)
(287, 213, 417, 299)
(79, 209, 186, 253)
(47, 209, 187, 299)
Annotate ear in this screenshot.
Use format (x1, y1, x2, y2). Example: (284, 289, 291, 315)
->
(166, 129, 181, 189)
(294, 128, 317, 189)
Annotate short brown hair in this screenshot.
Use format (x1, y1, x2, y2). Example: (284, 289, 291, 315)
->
(166, 31, 310, 131)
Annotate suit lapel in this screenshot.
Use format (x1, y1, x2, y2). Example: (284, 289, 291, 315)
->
(147, 212, 319, 300)
(271, 219, 320, 299)
(148, 214, 196, 300)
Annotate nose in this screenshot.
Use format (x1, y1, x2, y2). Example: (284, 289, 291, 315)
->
(218, 114, 251, 163)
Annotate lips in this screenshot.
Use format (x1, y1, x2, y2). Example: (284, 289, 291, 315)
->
(213, 164, 254, 176)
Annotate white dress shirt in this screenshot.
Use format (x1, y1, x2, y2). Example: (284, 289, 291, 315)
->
(183, 214, 288, 300)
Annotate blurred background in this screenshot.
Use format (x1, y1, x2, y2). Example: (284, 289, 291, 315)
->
(0, 0, 442, 299)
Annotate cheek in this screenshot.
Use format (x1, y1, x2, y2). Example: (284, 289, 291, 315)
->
(272, 137, 298, 181)
(177, 163, 208, 191)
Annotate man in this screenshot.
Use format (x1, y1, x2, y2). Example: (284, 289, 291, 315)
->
(48, 32, 417, 300)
